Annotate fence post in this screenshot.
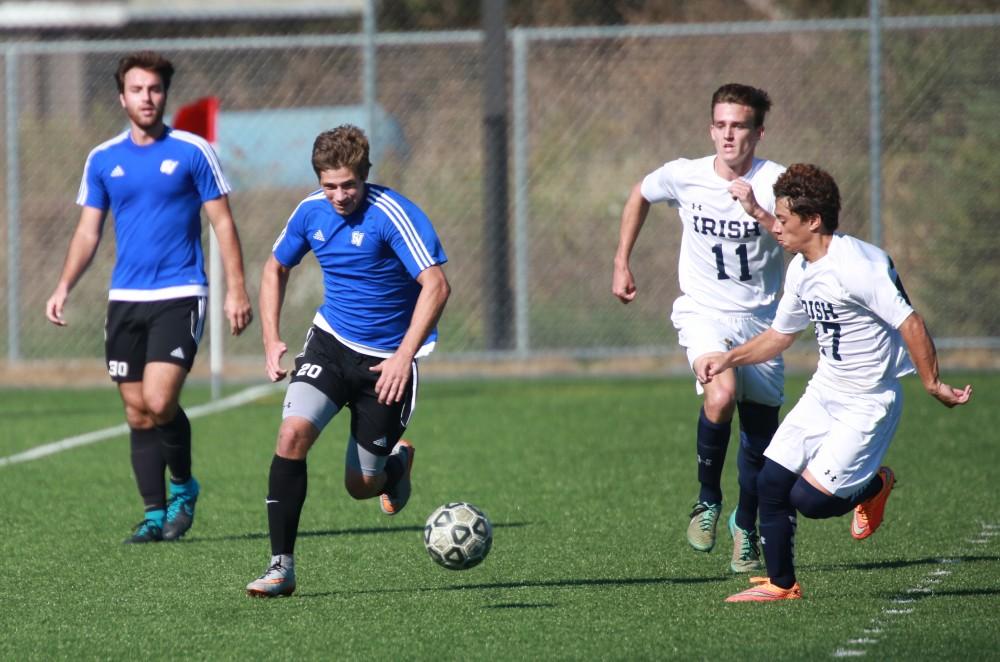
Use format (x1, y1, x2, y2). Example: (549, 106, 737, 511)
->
(5, 46, 20, 362)
(512, 28, 530, 355)
(869, 0, 882, 247)
(482, 0, 513, 350)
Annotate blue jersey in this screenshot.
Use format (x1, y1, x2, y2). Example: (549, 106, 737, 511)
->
(77, 127, 231, 301)
(272, 184, 447, 357)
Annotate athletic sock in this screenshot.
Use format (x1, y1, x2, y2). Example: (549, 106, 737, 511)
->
(850, 473, 884, 507)
(757, 459, 799, 589)
(158, 407, 192, 483)
(130, 426, 166, 511)
(382, 453, 405, 492)
(735, 402, 780, 531)
(267, 455, 308, 556)
(696, 407, 730, 505)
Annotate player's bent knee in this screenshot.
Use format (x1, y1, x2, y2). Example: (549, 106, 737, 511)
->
(790, 479, 853, 519)
(757, 460, 798, 503)
(142, 397, 178, 426)
(344, 472, 381, 500)
(275, 422, 317, 460)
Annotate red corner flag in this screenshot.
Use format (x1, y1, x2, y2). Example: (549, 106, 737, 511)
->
(173, 96, 219, 143)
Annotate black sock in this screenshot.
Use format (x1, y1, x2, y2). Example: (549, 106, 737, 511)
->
(158, 407, 192, 483)
(735, 402, 780, 531)
(382, 454, 404, 492)
(757, 459, 799, 589)
(267, 455, 308, 556)
(696, 407, 730, 505)
(849, 473, 884, 507)
(130, 426, 166, 511)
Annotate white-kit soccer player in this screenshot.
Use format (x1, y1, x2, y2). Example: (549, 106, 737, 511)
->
(695, 163, 973, 602)
(246, 125, 450, 598)
(45, 51, 253, 544)
(613, 83, 785, 571)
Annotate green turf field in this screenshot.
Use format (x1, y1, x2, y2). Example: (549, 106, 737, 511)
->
(2, 373, 998, 660)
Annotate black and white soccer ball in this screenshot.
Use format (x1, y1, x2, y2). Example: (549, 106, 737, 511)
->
(423, 502, 493, 570)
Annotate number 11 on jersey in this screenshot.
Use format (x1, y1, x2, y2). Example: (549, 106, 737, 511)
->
(711, 243, 752, 282)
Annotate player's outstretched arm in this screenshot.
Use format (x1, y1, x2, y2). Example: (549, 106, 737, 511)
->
(204, 196, 253, 336)
(259, 255, 291, 382)
(698, 328, 798, 384)
(612, 183, 651, 304)
(898, 312, 973, 407)
(45, 206, 107, 326)
(371, 264, 451, 405)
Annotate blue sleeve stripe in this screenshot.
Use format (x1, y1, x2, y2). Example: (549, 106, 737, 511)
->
(368, 190, 435, 270)
(171, 130, 231, 195)
(76, 131, 128, 206)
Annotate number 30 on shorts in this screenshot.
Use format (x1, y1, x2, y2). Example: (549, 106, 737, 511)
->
(296, 362, 323, 379)
(108, 360, 129, 378)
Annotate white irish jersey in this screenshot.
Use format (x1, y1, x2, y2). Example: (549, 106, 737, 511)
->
(641, 155, 785, 315)
(773, 233, 915, 392)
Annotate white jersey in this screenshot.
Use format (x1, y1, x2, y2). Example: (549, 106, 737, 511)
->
(641, 155, 785, 315)
(772, 233, 915, 392)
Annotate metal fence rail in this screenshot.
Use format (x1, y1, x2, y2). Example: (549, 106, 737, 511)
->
(2, 9, 998, 382)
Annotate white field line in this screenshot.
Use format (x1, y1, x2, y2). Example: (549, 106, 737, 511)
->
(830, 521, 997, 658)
(0, 383, 280, 468)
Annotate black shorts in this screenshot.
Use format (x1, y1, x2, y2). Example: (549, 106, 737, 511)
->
(105, 297, 206, 382)
(291, 326, 417, 456)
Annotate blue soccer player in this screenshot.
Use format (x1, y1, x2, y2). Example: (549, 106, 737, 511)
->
(246, 125, 450, 597)
(45, 51, 253, 544)
(695, 164, 972, 601)
(613, 84, 785, 572)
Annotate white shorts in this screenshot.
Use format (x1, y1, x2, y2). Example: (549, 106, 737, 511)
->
(764, 378, 903, 499)
(671, 295, 784, 407)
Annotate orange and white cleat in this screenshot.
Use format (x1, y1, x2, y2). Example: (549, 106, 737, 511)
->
(246, 556, 296, 598)
(725, 578, 802, 602)
(851, 466, 896, 540)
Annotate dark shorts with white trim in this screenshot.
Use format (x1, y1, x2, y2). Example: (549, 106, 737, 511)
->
(289, 325, 417, 456)
(104, 296, 206, 382)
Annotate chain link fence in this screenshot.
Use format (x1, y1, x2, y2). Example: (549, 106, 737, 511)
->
(2, 6, 998, 384)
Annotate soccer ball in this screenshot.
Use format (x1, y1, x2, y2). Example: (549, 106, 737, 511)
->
(423, 502, 493, 570)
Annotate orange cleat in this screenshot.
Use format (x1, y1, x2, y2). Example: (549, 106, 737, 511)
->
(851, 466, 896, 540)
(725, 578, 802, 602)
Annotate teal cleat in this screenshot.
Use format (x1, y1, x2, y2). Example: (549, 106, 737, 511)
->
(124, 518, 163, 544)
(163, 477, 200, 541)
(728, 510, 763, 573)
(686, 501, 722, 552)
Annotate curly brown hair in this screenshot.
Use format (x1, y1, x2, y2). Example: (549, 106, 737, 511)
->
(773, 163, 841, 232)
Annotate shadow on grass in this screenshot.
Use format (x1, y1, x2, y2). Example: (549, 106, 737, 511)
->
(485, 602, 557, 609)
(299, 574, 726, 599)
(192, 521, 530, 543)
(811, 554, 997, 572)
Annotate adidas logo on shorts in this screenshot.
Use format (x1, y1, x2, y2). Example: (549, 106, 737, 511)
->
(170, 347, 186, 359)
